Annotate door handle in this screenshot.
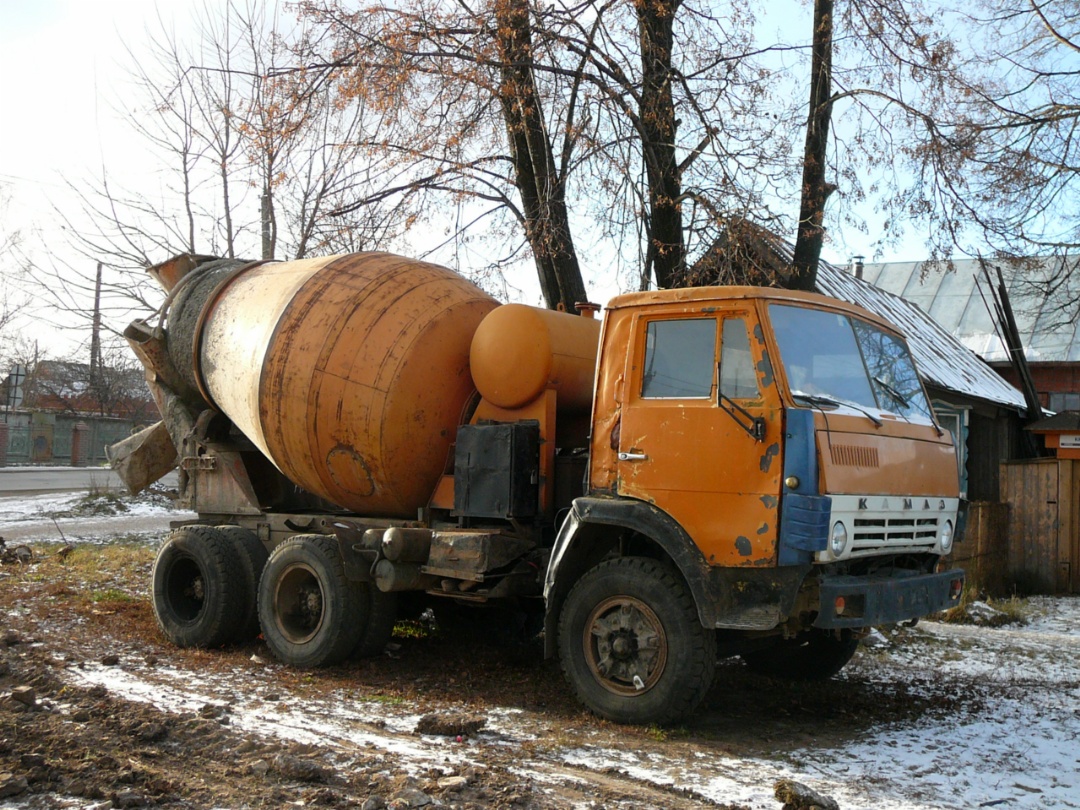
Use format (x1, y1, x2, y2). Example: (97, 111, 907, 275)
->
(618, 452, 648, 462)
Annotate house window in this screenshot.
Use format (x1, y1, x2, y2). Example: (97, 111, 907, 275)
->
(1048, 392, 1080, 412)
(934, 405, 968, 500)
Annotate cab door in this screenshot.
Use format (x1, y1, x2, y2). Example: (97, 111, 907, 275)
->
(616, 310, 783, 566)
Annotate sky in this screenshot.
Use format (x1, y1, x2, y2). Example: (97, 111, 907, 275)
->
(0, 0, 199, 358)
(0, 0, 914, 363)
(0, 1, 191, 223)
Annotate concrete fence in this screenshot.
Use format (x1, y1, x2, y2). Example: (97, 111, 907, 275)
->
(0, 411, 150, 467)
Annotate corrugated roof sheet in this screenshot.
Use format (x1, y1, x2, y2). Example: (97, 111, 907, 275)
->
(1026, 411, 1080, 432)
(861, 258, 1080, 363)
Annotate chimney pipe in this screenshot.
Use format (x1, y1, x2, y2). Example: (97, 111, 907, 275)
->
(851, 255, 865, 280)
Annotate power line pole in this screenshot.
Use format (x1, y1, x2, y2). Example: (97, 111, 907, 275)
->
(90, 261, 103, 404)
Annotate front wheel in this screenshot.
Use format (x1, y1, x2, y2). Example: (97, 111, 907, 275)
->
(558, 557, 716, 725)
(740, 629, 859, 680)
(258, 534, 366, 668)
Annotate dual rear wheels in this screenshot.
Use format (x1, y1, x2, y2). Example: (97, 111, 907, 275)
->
(151, 525, 265, 647)
(258, 534, 397, 666)
(151, 528, 395, 665)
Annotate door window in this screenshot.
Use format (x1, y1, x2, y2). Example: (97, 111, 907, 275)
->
(719, 317, 759, 400)
(641, 319, 716, 398)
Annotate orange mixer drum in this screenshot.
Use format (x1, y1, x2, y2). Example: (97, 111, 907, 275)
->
(178, 253, 499, 516)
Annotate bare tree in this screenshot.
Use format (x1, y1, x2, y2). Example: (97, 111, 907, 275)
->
(34, 0, 415, 342)
(774, 0, 981, 290)
(297, 0, 790, 306)
(0, 184, 29, 365)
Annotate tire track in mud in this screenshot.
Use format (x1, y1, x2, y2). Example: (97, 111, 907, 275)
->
(63, 655, 752, 809)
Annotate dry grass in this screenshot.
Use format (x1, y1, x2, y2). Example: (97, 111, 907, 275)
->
(0, 540, 157, 637)
(937, 584, 1030, 627)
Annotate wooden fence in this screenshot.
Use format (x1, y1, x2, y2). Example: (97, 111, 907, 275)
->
(1000, 459, 1080, 594)
(951, 501, 1010, 594)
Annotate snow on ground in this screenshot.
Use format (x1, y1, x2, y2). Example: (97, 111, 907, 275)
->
(63, 599, 1080, 809)
(63, 600, 1080, 807)
(0, 489, 194, 544)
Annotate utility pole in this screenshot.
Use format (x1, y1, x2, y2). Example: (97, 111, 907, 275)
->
(90, 261, 103, 405)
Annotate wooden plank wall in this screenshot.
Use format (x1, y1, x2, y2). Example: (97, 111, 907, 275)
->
(951, 502, 1009, 594)
(1000, 459, 1079, 594)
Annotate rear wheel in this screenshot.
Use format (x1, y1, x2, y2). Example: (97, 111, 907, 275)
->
(215, 526, 268, 643)
(152, 526, 244, 648)
(258, 534, 365, 667)
(558, 557, 716, 725)
(740, 629, 859, 680)
(352, 588, 398, 658)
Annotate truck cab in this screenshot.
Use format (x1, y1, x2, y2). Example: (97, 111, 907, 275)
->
(545, 287, 962, 723)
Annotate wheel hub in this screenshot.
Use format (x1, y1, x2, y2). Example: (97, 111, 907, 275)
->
(584, 595, 668, 696)
(274, 564, 326, 644)
(611, 633, 634, 658)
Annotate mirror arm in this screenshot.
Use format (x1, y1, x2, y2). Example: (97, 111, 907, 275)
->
(718, 391, 766, 442)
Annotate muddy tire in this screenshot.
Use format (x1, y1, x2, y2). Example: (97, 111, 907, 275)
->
(258, 534, 365, 668)
(558, 557, 716, 725)
(352, 589, 398, 658)
(740, 630, 859, 680)
(215, 526, 269, 643)
(152, 525, 245, 648)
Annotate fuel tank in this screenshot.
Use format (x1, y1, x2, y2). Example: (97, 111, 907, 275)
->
(164, 253, 499, 516)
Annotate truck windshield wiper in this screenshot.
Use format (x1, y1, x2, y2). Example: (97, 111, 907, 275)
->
(874, 376, 910, 409)
(791, 391, 840, 408)
(792, 391, 882, 427)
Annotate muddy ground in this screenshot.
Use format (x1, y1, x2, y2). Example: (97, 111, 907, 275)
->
(0, 517, 1076, 809)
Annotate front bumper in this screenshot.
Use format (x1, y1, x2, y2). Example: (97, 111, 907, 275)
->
(814, 567, 964, 629)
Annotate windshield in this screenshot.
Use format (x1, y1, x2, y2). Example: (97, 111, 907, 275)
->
(768, 303, 934, 422)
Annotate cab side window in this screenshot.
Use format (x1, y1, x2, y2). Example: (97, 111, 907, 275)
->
(641, 319, 716, 398)
(719, 317, 759, 400)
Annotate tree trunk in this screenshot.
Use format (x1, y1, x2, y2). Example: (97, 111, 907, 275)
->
(790, 0, 835, 292)
(495, 0, 588, 310)
(638, 0, 684, 290)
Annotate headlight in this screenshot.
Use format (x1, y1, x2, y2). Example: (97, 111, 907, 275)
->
(939, 519, 954, 554)
(830, 521, 848, 557)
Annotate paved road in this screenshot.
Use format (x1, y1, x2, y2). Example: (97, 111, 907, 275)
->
(0, 467, 179, 495)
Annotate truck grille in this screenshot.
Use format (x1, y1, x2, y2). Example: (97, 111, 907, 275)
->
(852, 516, 939, 548)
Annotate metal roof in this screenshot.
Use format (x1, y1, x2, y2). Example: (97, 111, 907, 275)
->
(860, 257, 1080, 364)
(815, 262, 1027, 410)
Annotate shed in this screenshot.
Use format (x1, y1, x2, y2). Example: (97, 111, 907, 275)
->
(861, 257, 1080, 413)
(815, 262, 1028, 501)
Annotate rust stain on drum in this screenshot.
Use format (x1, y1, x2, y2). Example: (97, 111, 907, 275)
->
(325, 445, 376, 497)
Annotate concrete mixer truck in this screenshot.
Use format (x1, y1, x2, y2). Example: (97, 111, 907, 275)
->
(109, 251, 964, 725)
